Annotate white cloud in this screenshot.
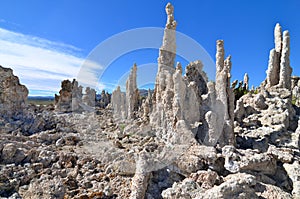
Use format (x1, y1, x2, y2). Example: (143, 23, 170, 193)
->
(0, 27, 103, 96)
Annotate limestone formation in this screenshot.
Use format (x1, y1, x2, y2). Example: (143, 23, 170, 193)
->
(142, 89, 152, 120)
(234, 98, 246, 123)
(55, 79, 83, 112)
(2, 3, 300, 199)
(275, 23, 282, 53)
(99, 90, 111, 108)
(0, 66, 28, 117)
(291, 76, 300, 106)
(283, 161, 300, 198)
(213, 41, 235, 146)
(151, 4, 208, 133)
(243, 73, 249, 90)
(82, 87, 96, 107)
(254, 93, 268, 110)
(266, 49, 280, 87)
(265, 23, 292, 89)
(111, 64, 140, 120)
(165, 3, 176, 30)
(184, 60, 208, 96)
(111, 86, 126, 120)
(126, 63, 139, 119)
(157, 3, 176, 70)
(130, 153, 151, 199)
(279, 30, 292, 89)
(71, 79, 83, 111)
(55, 79, 97, 113)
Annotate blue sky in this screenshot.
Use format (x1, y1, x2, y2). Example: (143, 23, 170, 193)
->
(0, 0, 300, 96)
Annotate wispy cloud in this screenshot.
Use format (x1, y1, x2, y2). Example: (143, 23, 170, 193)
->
(0, 27, 91, 96)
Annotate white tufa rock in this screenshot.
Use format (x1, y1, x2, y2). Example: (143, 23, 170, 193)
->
(274, 23, 282, 53)
(111, 86, 127, 120)
(265, 24, 292, 90)
(0, 66, 28, 117)
(243, 73, 249, 90)
(126, 63, 139, 119)
(214, 41, 235, 146)
(266, 49, 280, 87)
(279, 30, 292, 89)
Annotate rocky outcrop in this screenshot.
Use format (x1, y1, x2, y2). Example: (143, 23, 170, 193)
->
(278, 30, 292, 89)
(184, 60, 208, 96)
(283, 161, 300, 198)
(55, 79, 97, 113)
(55, 79, 83, 112)
(142, 89, 152, 121)
(266, 49, 280, 87)
(126, 63, 139, 119)
(111, 86, 126, 120)
(157, 2, 176, 70)
(0, 66, 28, 117)
(265, 23, 292, 89)
(203, 41, 234, 146)
(111, 64, 139, 120)
(2, 4, 300, 199)
(291, 76, 300, 106)
(82, 87, 96, 107)
(243, 73, 249, 90)
(98, 90, 111, 108)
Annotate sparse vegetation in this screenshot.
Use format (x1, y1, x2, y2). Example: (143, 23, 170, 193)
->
(119, 123, 126, 132)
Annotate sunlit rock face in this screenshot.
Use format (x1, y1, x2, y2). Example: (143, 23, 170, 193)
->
(111, 63, 139, 121)
(0, 3, 300, 199)
(126, 63, 139, 119)
(55, 79, 97, 113)
(264, 23, 292, 90)
(0, 65, 28, 117)
(82, 87, 96, 107)
(111, 86, 127, 120)
(150, 3, 206, 133)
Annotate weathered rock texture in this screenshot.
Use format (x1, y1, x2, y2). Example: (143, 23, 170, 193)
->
(55, 79, 82, 112)
(55, 79, 96, 113)
(265, 23, 292, 89)
(0, 66, 28, 117)
(141, 89, 152, 121)
(278, 30, 292, 89)
(98, 90, 111, 108)
(151, 3, 204, 132)
(111, 64, 139, 120)
(111, 86, 126, 120)
(244, 73, 249, 90)
(82, 87, 96, 107)
(291, 76, 300, 106)
(96, 8, 300, 199)
(202, 41, 234, 146)
(126, 63, 139, 119)
(2, 4, 300, 199)
(158, 2, 177, 69)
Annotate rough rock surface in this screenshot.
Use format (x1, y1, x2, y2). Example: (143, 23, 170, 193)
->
(126, 63, 139, 119)
(55, 79, 83, 113)
(243, 73, 249, 90)
(82, 87, 96, 107)
(55, 79, 96, 113)
(98, 90, 111, 108)
(283, 161, 300, 198)
(1, 3, 300, 199)
(0, 66, 28, 117)
(111, 86, 126, 120)
(201, 41, 234, 146)
(265, 23, 292, 89)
